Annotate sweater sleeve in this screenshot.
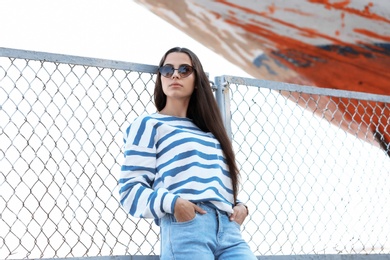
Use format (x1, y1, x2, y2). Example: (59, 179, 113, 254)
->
(118, 118, 179, 220)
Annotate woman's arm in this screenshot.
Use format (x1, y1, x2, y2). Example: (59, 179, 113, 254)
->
(118, 118, 179, 220)
(119, 143, 179, 219)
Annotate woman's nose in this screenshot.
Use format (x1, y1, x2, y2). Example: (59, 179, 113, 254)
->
(171, 69, 180, 78)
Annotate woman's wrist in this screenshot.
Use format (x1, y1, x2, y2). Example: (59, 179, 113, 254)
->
(236, 203, 249, 215)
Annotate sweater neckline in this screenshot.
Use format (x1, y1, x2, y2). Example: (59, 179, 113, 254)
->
(154, 112, 191, 120)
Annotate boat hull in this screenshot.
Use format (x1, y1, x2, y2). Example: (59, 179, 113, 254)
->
(135, 0, 390, 155)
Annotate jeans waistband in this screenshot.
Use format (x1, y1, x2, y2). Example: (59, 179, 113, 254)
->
(196, 201, 229, 216)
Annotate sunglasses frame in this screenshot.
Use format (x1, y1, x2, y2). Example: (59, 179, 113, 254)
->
(159, 64, 194, 78)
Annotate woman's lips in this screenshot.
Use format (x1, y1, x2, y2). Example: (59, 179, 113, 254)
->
(169, 83, 183, 87)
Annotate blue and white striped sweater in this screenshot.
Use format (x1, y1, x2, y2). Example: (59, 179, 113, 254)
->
(119, 113, 235, 224)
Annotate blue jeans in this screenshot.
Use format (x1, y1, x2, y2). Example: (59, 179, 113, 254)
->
(160, 202, 257, 260)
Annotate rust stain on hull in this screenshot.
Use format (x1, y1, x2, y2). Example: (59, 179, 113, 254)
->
(135, 0, 390, 156)
(308, 0, 390, 23)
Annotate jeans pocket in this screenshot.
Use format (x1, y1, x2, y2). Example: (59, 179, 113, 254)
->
(170, 213, 198, 225)
(232, 220, 242, 229)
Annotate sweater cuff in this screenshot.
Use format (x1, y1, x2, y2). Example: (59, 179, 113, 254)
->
(162, 192, 179, 214)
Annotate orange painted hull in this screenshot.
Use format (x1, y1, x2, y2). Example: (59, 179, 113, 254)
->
(135, 0, 390, 155)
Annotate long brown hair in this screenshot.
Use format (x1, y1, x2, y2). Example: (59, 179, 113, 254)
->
(154, 47, 240, 203)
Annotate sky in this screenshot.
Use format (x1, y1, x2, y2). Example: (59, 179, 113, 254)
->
(0, 0, 251, 80)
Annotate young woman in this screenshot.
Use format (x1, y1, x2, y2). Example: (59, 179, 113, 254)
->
(119, 47, 256, 259)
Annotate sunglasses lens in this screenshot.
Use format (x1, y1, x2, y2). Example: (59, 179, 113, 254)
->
(159, 65, 174, 77)
(178, 65, 193, 78)
(159, 64, 194, 78)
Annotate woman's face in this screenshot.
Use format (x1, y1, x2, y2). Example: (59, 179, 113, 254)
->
(160, 52, 195, 103)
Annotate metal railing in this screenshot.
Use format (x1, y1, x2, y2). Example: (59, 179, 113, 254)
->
(1, 47, 389, 259)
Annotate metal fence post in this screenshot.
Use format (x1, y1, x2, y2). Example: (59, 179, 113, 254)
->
(214, 76, 232, 139)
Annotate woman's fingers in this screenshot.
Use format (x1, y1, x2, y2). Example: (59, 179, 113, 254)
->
(230, 204, 248, 225)
(194, 204, 207, 214)
(174, 198, 206, 222)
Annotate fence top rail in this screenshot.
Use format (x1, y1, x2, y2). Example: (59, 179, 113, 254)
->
(1, 47, 389, 103)
(219, 75, 390, 103)
(0, 47, 158, 73)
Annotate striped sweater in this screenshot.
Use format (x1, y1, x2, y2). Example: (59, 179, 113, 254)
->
(119, 113, 235, 224)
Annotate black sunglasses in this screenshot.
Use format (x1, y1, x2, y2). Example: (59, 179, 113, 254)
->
(159, 64, 194, 78)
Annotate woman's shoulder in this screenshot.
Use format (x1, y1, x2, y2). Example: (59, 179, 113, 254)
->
(133, 113, 153, 120)
(123, 113, 161, 144)
(127, 113, 198, 133)
(130, 113, 160, 124)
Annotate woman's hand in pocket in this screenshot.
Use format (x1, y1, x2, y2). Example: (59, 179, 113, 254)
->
(173, 198, 207, 222)
(229, 203, 248, 225)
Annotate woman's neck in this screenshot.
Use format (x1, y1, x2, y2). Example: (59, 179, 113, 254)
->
(159, 101, 188, 118)
(158, 108, 186, 118)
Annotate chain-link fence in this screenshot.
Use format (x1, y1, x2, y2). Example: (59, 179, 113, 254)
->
(218, 76, 390, 256)
(1, 48, 389, 259)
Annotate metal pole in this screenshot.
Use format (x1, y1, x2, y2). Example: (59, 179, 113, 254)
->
(214, 76, 232, 139)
